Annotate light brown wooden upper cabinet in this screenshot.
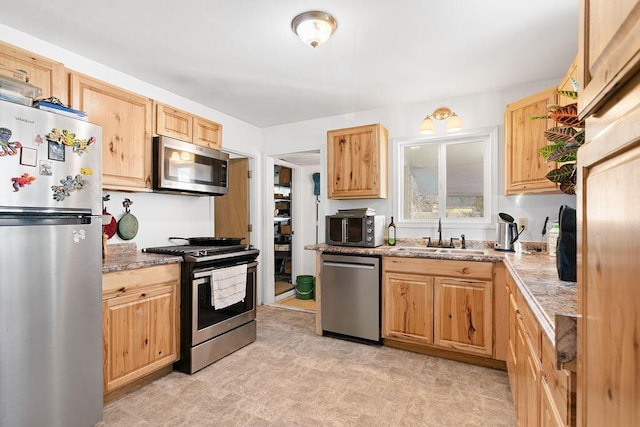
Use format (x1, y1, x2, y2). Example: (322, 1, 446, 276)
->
(558, 55, 578, 107)
(193, 116, 222, 150)
(504, 87, 559, 195)
(327, 123, 388, 199)
(70, 72, 153, 191)
(154, 101, 222, 150)
(0, 41, 67, 104)
(578, 0, 640, 117)
(154, 102, 193, 142)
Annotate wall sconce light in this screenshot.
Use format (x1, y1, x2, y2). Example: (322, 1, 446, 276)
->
(291, 11, 337, 48)
(419, 107, 462, 134)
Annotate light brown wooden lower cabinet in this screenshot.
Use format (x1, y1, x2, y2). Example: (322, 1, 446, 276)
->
(506, 269, 576, 426)
(434, 277, 493, 356)
(383, 271, 434, 344)
(102, 264, 180, 396)
(382, 257, 502, 367)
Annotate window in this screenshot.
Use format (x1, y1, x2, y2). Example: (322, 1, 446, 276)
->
(398, 128, 496, 223)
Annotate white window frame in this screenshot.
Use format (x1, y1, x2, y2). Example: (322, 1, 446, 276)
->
(393, 126, 498, 229)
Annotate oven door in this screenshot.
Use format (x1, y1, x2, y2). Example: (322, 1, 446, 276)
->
(191, 261, 257, 345)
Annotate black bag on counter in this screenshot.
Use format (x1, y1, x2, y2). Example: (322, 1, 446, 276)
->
(556, 205, 577, 282)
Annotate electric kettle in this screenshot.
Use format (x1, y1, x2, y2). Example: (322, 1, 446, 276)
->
(495, 212, 524, 252)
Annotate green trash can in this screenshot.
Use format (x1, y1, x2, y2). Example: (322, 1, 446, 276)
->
(295, 275, 315, 300)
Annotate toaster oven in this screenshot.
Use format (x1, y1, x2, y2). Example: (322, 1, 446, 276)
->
(325, 214, 385, 247)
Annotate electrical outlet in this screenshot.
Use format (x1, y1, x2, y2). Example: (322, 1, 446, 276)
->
(517, 217, 528, 231)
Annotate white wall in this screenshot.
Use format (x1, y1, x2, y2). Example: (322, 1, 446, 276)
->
(263, 82, 576, 244)
(1, 25, 264, 253)
(295, 165, 322, 276)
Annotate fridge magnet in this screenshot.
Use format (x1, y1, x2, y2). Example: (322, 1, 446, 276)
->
(48, 140, 65, 161)
(19, 147, 37, 167)
(39, 160, 53, 176)
(11, 173, 36, 192)
(45, 128, 95, 156)
(51, 174, 87, 201)
(73, 136, 95, 155)
(0, 127, 22, 157)
(80, 167, 93, 175)
(32, 133, 43, 145)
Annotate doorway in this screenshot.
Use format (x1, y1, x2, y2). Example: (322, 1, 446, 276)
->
(267, 151, 321, 312)
(274, 164, 293, 297)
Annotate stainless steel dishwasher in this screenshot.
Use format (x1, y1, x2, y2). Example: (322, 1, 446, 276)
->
(320, 253, 381, 343)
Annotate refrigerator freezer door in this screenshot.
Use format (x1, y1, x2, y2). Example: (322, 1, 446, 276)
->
(0, 101, 102, 214)
(0, 217, 103, 427)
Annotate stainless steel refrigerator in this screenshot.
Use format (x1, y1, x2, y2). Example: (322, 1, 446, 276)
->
(0, 101, 103, 426)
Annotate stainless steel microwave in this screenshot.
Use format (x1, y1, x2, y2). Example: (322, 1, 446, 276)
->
(325, 214, 385, 247)
(153, 136, 228, 196)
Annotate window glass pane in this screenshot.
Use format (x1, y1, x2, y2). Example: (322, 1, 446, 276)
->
(445, 140, 484, 218)
(403, 144, 439, 220)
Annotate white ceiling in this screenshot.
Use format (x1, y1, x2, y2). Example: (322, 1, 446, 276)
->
(0, 1, 578, 128)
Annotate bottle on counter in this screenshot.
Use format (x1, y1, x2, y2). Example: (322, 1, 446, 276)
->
(548, 222, 559, 256)
(388, 216, 396, 246)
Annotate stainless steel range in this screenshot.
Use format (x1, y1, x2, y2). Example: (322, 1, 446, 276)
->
(143, 243, 259, 374)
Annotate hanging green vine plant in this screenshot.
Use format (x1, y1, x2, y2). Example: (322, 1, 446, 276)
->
(530, 82, 584, 195)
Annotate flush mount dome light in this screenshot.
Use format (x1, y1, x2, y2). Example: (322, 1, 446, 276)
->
(291, 11, 337, 48)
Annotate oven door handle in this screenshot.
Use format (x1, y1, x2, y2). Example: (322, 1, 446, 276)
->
(193, 270, 212, 280)
(193, 261, 258, 279)
(193, 277, 208, 285)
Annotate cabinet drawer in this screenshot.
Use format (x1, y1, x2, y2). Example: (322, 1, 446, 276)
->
(516, 291, 541, 361)
(541, 333, 571, 426)
(505, 270, 519, 297)
(384, 257, 492, 280)
(103, 263, 181, 299)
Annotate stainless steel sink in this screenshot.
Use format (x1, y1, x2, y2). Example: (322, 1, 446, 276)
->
(390, 247, 439, 253)
(390, 246, 488, 256)
(435, 248, 488, 255)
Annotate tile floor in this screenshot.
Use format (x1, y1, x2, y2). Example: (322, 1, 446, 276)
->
(100, 305, 516, 426)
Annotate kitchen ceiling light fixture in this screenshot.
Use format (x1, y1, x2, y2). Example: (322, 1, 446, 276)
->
(420, 107, 462, 134)
(291, 11, 337, 48)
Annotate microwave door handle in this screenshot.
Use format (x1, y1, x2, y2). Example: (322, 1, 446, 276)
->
(342, 218, 347, 243)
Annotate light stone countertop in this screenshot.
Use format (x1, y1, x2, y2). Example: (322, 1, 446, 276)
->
(102, 243, 182, 274)
(306, 239, 578, 365)
(502, 251, 578, 366)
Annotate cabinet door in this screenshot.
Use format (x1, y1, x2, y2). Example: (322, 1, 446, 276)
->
(383, 272, 433, 344)
(577, 76, 640, 426)
(504, 87, 559, 195)
(516, 315, 540, 427)
(148, 288, 178, 364)
(0, 41, 67, 104)
(578, 0, 640, 117)
(155, 102, 193, 142)
(507, 292, 518, 405)
(104, 294, 150, 391)
(434, 277, 493, 356)
(103, 283, 178, 392)
(193, 116, 222, 150)
(70, 73, 152, 191)
(541, 377, 565, 427)
(327, 123, 388, 199)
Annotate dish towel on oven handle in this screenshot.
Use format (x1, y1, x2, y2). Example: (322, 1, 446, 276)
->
(211, 263, 248, 310)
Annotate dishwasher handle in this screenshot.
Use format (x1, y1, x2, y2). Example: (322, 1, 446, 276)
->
(323, 261, 376, 270)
